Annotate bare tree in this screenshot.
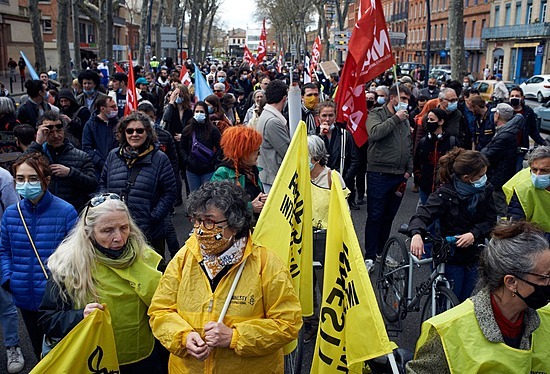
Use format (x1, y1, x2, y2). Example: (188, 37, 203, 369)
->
(138, 0, 150, 65)
(28, 0, 46, 72)
(155, 0, 165, 57)
(448, 0, 467, 80)
(105, 0, 114, 68)
(57, 0, 72, 87)
(72, 0, 82, 71)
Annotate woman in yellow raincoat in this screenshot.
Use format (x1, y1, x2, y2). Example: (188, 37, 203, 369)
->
(148, 180, 302, 373)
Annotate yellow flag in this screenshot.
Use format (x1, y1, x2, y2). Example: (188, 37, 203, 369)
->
(252, 120, 313, 319)
(311, 170, 393, 373)
(31, 308, 119, 374)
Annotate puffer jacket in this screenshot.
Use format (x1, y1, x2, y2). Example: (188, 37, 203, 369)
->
(148, 235, 302, 374)
(82, 112, 119, 179)
(408, 179, 497, 266)
(99, 145, 176, 242)
(26, 139, 98, 211)
(366, 105, 413, 175)
(0, 191, 78, 311)
(481, 114, 523, 190)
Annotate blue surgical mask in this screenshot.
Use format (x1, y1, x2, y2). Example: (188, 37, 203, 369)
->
(208, 106, 214, 114)
(15, 182, 44, 200)
(531, 173, 550, 189)
(394, 102, 408, 112)
(194, 113, 206, 123)
(471, 174, 487, 189)
(175, 97, 183, 104)
(447, 102, 458, 112)
(377, 97, 386, 105)
(218, 77, 226, 83)
(83, 88, 95, 95)
(44, 91, 50, 100)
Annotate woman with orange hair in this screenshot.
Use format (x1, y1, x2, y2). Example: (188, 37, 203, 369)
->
(211, 126, 267, 215)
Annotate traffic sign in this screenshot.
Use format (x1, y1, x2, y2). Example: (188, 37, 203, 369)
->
(161, 26, 178, 49)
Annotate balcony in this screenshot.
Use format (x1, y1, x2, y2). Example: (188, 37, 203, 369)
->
(421, 40, 447, 50)
(113, 16, 126, 26)
(482, 23, 550, 40)
(390, 12, 408, 22)
(444, 37, 486, 50)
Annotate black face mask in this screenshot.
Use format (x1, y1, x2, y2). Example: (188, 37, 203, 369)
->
(366, 100, 375, 109)
(510, 98, 521, 107)
(428, 85, 436, 91)
(515, 276, 550, 310)
(93, 241, 127, 259)
(427, 120, 439, 134)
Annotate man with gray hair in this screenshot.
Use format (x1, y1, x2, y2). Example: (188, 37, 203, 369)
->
(481, 103, 524, 216)
(503, 146, 550, 240)
(374, 85, 389, 106)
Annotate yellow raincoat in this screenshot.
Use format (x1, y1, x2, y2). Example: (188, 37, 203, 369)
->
(148, 234, 302, 373)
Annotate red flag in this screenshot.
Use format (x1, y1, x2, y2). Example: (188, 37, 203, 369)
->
(336, 0, 395, 147)
(179, 64, 191, 86)
(309, 36, 322, 77)
(243, 45, 257, 66)
(124, 51, 139, 116)
(113, 61, 125, 73)
(257, 19, 267, 63)
(277, 51, 283, 73)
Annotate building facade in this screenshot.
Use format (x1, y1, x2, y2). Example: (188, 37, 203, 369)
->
(482, 0, 549, 83)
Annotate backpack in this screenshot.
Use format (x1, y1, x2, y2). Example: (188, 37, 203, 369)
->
(191, 132, 215, 163)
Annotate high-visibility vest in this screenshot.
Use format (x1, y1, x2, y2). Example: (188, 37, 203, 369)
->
(502, 167, 550, 233)
(417, 299, 550, 374)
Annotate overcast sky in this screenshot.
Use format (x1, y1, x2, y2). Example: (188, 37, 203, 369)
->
(219, 0, 260, 30)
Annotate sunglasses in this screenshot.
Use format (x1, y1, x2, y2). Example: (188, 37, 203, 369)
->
(125, 128, 146, 135)
(84, 193, 121, 222)
(45, 123, 64, 131)
(188, 216, 228, 230)
(213, 90, 223, 93)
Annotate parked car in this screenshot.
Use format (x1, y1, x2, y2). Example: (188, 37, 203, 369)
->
(519, 75, 550, 103)
(471, 80, 515, 102)
(430, 68, 451, 84)
(399, 62, 426, 79)
(534, 101, 550, 132)
(431, 64, 451, 71)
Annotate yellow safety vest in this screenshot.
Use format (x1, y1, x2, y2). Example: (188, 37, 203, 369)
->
(150, 60, 160, 68)
(94, 248, 162, 365)
(502, 167, 550, 233)
(311, 174, 349, 229)
(417, 299, 550, 374)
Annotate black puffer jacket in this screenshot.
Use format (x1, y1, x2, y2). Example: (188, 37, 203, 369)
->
(99, 145, 176, 242)
(180, 122, 222, 175)
(26, 139, 98, 211)
(481, 114, 523, 190)
(408, 179, 497, 266)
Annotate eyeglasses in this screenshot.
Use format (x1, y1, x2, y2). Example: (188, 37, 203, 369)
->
(84, 193, 121, 222)
(15, 176, 41, 186)
(188, 217, 228, 230)
(443, 98, 458, 103)
(213, 89, 223, 93)
(44, 123, 64, 131)
(125, 128, 145, 135)
(518, 272, 550, 285)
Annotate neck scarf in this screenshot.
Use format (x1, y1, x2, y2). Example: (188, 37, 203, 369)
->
(120, 143, 154, 167)
(201, 237, 246, 279)
(453, 176, 483, 215)
(94, 240, 138, 269)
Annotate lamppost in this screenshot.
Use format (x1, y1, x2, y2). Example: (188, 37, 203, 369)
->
(425, 0, 431, 87)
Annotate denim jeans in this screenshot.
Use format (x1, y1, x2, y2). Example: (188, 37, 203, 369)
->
(364, 172, 406, 260)
(0, 288, 20, 347)
(445, 263, 479, 302)
(186, 171, 214, 193)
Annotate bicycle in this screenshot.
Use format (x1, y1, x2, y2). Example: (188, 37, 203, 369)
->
(376, 224, 460, 334)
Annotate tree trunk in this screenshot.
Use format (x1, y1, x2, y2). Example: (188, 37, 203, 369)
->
(448, 0, 467, 80)
(176, 1, 187, 63)
(98, 0, 107, 60)
(57, 0, 72, 87)
(155, 0, 164, 58)
(139, 0, 150, 65)
(28, 0, 46, 73)
(105, 0, 113, 70)
(204, 6, 217, 61)
(72, 0, 82, 71)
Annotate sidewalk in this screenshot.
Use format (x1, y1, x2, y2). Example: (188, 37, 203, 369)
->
(0, 74, 26, 97)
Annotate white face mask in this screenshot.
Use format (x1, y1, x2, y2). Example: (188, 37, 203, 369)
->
(107, 110, 118, 119)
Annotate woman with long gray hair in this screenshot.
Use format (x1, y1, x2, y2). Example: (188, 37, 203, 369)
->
(407, 221, 550, 373)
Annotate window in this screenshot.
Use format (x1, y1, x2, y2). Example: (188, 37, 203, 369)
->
(515, 2, 522, 25)
(42, 18, 52, 33)
(526, 1, 532, 23)
(440, 24, 444, 40)
(87, 24, 95, 43)
(434, 24, 437, 40)
(541, 1, 547, 22)
(79, 23, 87, 43)
(465, 0, 469, 7)
(495, 6, 500, 26)
(505, 3, 512, 25)
(0, 0, 9, 4)
(472, 20, 476, 37)
(482, 18, 486, 31)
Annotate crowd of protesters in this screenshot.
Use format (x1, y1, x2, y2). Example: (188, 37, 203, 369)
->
(0, 53, 548, 373)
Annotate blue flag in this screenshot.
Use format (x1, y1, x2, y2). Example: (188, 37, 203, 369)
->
(19, 51, 39, 80)
(193, 64, 213, 101)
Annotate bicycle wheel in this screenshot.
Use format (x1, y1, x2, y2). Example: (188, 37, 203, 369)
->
(420, 285, 459, 325)
(284, 328, 304, 374)
(377, 236, 409, 323)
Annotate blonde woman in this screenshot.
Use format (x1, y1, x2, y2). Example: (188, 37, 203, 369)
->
(38, 194, 164, 373)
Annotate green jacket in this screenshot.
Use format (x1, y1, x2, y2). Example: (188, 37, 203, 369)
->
(211, 166, 264, 211)
(366, 105, 413, 175)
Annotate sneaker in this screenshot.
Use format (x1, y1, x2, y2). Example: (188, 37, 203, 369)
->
(6, 346, 24, 374)
(365, 259, 375, 273)
(375, 254, 382, 263)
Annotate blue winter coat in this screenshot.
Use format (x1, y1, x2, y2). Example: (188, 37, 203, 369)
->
(0, 191, 78, 311)
(99, 145, 176, 242)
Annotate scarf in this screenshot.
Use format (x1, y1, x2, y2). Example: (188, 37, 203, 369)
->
(120, 144, 154, 168)
(453, 176, 483, 215)
(201, 237, 246, 279)
(94, 240, 138, 269)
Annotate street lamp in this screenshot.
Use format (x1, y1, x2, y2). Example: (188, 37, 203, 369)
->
(425, 0, 431, 87)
